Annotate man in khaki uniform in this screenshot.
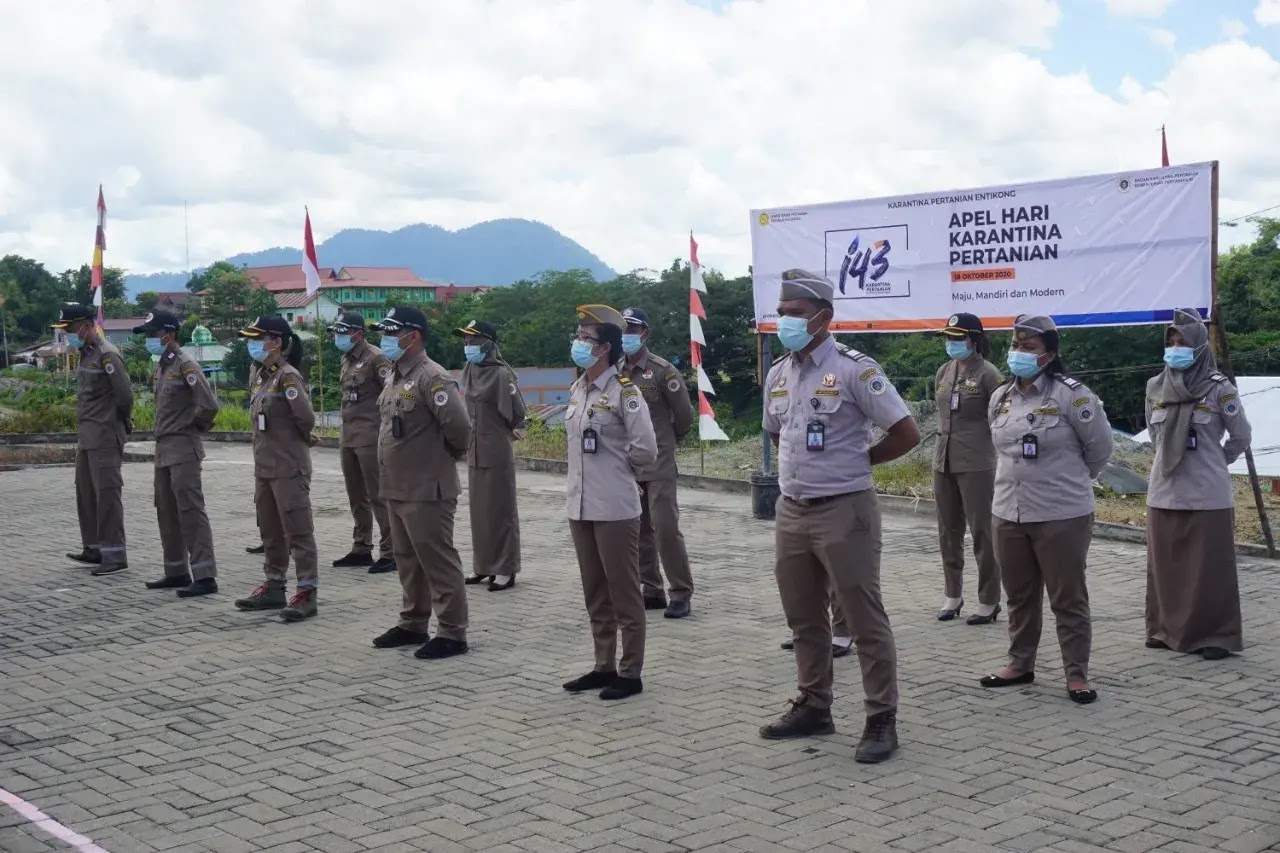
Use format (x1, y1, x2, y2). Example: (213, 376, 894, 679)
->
(454, 320, 527, 591)
(369, 306, 473, 660)
(54, 303, 134, 576)
(759, 270, 920, 764)
(933, 312, 1004, 624)
(331, 311, 396, 574)
(620, 307, 696, 618)
(135, 310, 221, 598)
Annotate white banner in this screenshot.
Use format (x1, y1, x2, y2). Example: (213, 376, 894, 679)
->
(750, 163, 1214, 333)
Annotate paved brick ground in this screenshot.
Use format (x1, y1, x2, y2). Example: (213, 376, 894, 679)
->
(1, 444, 1278, 853)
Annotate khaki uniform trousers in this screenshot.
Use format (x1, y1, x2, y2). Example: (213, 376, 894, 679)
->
(638, 478, 694, 601)
(255, 476, 318, 589)
(933, 469, 1001, 605)
(993, 514, 1093, 681)
(569, 518, 645, 679)
(387, 498, 468, 641)
(155, 459, 217, 580)
(774, 490, 898, 715)
(340, 445, 392, 556)
(76, 447, 128, 568)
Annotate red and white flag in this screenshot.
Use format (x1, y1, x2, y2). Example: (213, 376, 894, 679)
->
(689, 233, 728, 442)
(303, 208, 321, 296)
(91, 186, 107, 329)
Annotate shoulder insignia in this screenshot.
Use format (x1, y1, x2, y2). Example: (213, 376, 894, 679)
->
(1220, 392, 1239, 403)
(1072, 397, 1090, 407)
(857, 367, 877, 381)
(667, 376, 683, 393)
(103, 361, 115, 374)
(185, 372, 198, 386)
(622, 386, 640, 397)
(430, 382, 445, 393)
(433, 389, 449, 406)
(1209, 372, 1227, 383)
(618, 376, 632, 386)
(285, 386, 300, 401)
(625, 394, 642, 413)
(837, 345, 868, 362)
(868, 376, 888, 396)
(1057, 376, 1082, 389)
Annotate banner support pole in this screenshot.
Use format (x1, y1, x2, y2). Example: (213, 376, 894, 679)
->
(759, 332, 772, 474)
(1207, 160, 1275, 557)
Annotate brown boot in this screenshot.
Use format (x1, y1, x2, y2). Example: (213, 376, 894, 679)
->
(280, 589, 317, 622)
(235, 584, 286, 610)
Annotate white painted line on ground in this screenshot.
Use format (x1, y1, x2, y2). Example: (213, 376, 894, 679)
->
(0, 788, 110, 852)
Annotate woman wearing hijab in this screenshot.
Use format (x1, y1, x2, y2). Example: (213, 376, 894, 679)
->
(933, 313, 1004, 625)
(1144, 308, 1251, 661)
(455, 320, 527, 591)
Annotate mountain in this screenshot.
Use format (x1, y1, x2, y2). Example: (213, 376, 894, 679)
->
(126, 218, 616, 295)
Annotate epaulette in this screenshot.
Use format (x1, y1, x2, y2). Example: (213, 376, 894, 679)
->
(1209, 372, 1228, 383)
(1056, 376, 1082, 389)
(834, 343, 868, 362)
(618, 376, 632, 386)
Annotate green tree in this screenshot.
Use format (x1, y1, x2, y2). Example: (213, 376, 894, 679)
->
(246, 288, 279, 320)
(60, 264, 127, 307)
(135, 291, 160, 313)
(179, 313, 202, 345)
(103, 297, 133, 319)
(200, 265, 256, 333)
(0, 255, 70, 338)
(222, 338, 253, 387)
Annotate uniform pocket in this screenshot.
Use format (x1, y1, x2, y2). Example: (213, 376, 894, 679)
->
(1192, 410, 1213, 425)
(767, 393, 791, 416)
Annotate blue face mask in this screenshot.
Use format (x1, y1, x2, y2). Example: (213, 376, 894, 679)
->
(1006, 350, 1042, 379)
(1164, 346, 1196, 370)
(64, 332, 84, 349)
(776, 315, 815, 352)
(464, 344, 485, 364)
(571, 339, 599, 369)
(945, 340, 972, 360)
(145, 337, 166, 356)
(247, 340, 269, 363)
(622, 334, 644, 356)
(381, 335, 405, 361)
(334, 334, 354, 353)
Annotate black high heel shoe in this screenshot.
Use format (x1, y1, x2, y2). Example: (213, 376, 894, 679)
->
(937, 599, 964, 621)
(966, 604, 1001, 625)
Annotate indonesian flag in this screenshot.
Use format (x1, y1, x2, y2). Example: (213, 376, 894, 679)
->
(303, 208, 321, 296)
(698, 391, 729, 442)
(91, 186, 106, 329)
(689, 232, 729, 441)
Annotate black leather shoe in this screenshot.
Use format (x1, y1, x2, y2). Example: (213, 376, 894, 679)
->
(245, 543, 265, 555)
(832, 642, 853, 659)
(599, 677, 643, 701)
(644, 595, 668, 610)
(91, 563, 128, 576)
(414, 637, 468, 659)
(145, 575, 191, 590)
(1068, 688, 1098, 704)
(854, 711, 898, 764)
(563, 670, 616, 692)
(780, 638, 795, 650)
(465, 574, 494, 585)
(1200, 647, 1230, 660)
(373, 626, 430, 648)
(332, 550, 374, 568)
(966, 604, 1001, 625)
(67, 549, 102, 565)
(937, 599, 964, 621)
(1145, 638, 1169, 649)
(759, 698, 835, 740)
(368, 557, 397, 574)
(979, 671, 1035, 688)
(177, 578, 218, 598)
(663, 600, 691, 619)
(488, 577, 516, 591)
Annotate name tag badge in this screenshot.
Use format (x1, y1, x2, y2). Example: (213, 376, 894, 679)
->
(256, 413, 267, 431)
(949, 391, 960, 412)
(1187, 428, 1197, 451)
(392, 415, 403, 439)
(348, 391, 358, 403)
(806, 421, 825, 451)
(1021, 433, 1038, 460)
(582, 427, 598, 454)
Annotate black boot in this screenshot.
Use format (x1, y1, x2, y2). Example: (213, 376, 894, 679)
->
(245, 543, 265, 555)
(599, 677, 643, 701)
(332, 550, 374, 568)
(563, 670, 616, 692)
(759, 697, 835, 740)
(177, 578, 218, 598)
(854, 711, 898, 764)
(145, 575, 191, 590)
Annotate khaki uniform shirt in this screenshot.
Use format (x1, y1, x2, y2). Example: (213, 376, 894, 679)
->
(1145, 374, 1251, 511)
(153, 348, 219, 468)
(565, 366, 657, 521)
(249, 361, 315, 479)
(464, 363, 527, 469)
(988, 374, 1114, 523)
(377, 350, 471, 502)
(340, 341, 393, 449)
(933, 355, 1003, 473)
(623, 351, 694, 481)
(763, 337, 912, 500)
(76, 339, 133, 450)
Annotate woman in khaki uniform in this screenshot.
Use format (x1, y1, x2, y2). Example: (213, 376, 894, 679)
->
(455, 320, 527, 591)
(933, 313, 1004, 624)
(979, 315, 1113, 704)
(233, 315, 320, 623)
(1145, 308, 1251, 660)
(562, 304, 657, 701)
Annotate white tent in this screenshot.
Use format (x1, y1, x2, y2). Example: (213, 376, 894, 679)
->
(1133, 376, 1280, 478)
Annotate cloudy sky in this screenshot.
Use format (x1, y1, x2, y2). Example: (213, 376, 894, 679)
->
(2, 0, 1279, 279)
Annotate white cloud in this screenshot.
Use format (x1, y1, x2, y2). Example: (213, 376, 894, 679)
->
(1256, 0, 1280, 25)
(0, 0, 1277, 281)
(1221, 18, 1249, 39)
(1102, 0, 1175, 18)
(1149, 28, 1177, 49)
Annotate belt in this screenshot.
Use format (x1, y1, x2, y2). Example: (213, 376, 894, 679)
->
(783, 492, 853, 508)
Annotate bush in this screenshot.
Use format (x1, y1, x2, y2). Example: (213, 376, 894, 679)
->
(0, 404, 78, 434)
(514, 416, 567, 460)
(213, 406, 252, 432)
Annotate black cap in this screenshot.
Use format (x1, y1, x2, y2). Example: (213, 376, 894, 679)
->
(621, 307, 650, 328)
(938, 312, 984, 337)
(331, 311, 366, 334)
(452, 320, 498, 342)
(238, 315, 293, 338)
(51, 303, 94, 329)
(373, 305, 427, 333)
(133, 309, 180, 335)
